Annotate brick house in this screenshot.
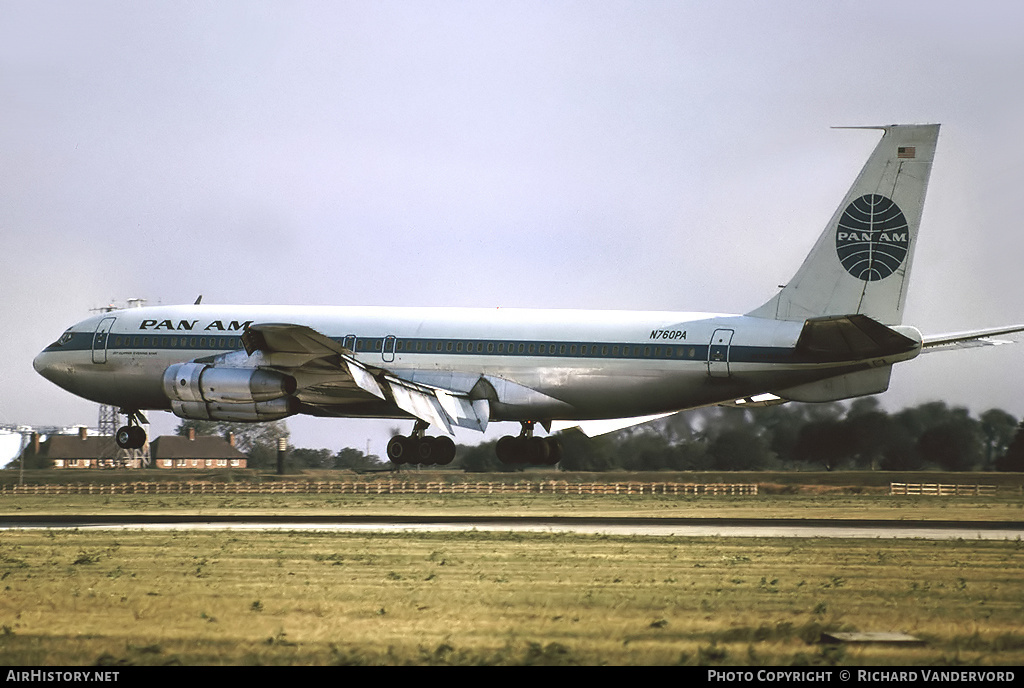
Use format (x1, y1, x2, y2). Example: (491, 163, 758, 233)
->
(150, 429, 247, 469)
(22, 427, 144, 469)
(19, 427, 246, 469)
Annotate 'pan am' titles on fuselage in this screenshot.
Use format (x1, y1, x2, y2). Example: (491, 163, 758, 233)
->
(138, 319, 254, 331)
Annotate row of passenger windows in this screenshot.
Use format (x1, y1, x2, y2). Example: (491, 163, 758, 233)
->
(109, 333, 700, 360)
(113, 336, 241, 350)
(354, 337, 700, 359)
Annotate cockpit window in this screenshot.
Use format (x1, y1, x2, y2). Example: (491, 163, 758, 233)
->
(54, 331, 74, 347)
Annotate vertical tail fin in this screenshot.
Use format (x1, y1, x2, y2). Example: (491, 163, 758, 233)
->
(748, 124, 939, 325)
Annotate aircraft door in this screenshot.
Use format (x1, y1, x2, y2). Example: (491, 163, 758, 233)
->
(383, 335, 396, 363)
(707, 328, 734, 378)
(92, 317, 116, 364)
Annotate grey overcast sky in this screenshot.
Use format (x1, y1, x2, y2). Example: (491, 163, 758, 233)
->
(3, 1, 1024, 455)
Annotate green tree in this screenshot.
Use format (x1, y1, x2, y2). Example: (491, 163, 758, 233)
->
(754, 403, 809, 466)
(844, 399, 900, 470)
(915, 407, 982, 471)
(980, 409, 1019, 470)
(616, 432, 676, 471)
(554, 431, 618, 471)
(289, 447, 334, 469)
(876, 426, 923, 471)
(454, 440, 509, 472)
(707, 426, 774, 470)
(334, 447, 384, 470)
(995, 420, 1024, 472)
(793, 419, 852, 471)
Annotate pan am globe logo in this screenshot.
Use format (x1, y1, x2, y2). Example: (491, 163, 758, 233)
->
(835, 194, 909, 281)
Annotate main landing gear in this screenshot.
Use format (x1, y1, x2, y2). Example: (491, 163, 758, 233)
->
(386, 420, 563, 467)
(496, 421, 561, 466)
(386, 421, 457, 466)
(115, 410, 148, 450)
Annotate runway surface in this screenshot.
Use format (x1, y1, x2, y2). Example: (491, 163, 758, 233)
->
(2, 514, 1023, 539)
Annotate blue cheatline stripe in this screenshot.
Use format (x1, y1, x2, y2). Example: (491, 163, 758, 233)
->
(47, 330, 804, 364)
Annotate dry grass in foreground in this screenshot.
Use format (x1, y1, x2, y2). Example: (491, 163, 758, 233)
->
(0, 530, 1021, 666)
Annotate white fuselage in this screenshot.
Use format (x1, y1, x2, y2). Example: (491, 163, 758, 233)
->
(33, 304, 922, 427)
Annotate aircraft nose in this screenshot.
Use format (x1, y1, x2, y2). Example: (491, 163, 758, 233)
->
(33, 349, 68, 387)
(33, 350, 47, 376)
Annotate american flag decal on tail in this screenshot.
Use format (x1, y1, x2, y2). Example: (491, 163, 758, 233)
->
(898, 146, 916, 159)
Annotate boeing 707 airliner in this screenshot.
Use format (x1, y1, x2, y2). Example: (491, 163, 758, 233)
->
(33, 124, 1024, 465)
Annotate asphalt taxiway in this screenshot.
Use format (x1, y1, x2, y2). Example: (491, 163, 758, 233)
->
(2, 515, 1022, 540)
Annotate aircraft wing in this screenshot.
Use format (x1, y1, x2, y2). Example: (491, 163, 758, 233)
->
(237, 323, 489, 433)
(921, 324, 1024, 352)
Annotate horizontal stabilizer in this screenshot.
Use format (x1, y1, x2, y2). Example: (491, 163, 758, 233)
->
(922, 324, 1024, 352)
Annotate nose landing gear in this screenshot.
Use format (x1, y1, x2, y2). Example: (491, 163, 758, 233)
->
(115, 410, 149, 450)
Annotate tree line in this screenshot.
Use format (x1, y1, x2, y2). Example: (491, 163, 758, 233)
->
(177, 397, 1024, 473)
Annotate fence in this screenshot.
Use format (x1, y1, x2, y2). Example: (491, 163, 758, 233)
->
(890, 482, 998, 496)
(0, 480, 758, 497)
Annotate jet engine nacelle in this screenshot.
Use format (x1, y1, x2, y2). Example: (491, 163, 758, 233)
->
(170, 397, 300, 422)
(163, 362, 297, 405)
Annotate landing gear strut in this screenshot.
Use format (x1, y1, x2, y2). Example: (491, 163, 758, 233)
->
(115, 410, 148, 450)
(496, 421, 561, 466)
(386, 420, 457, 466)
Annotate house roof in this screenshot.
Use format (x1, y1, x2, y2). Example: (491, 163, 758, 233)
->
(151, 435, 247, 460)
(29, 436, 120, 460)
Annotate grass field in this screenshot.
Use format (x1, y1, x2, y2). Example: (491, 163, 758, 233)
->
(0, 529, 1022, 666)
(1, 474, 1022, 665)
